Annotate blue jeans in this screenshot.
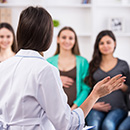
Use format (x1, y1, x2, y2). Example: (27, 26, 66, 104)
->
(118, 116, 130, 130)
(85, 109, 127, 130)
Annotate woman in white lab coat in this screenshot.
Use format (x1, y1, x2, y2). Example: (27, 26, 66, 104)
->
(0, 6, 126, 130)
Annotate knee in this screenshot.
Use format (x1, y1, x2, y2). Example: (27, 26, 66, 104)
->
(102, 120, 115, 130)
(86, 117, 102, 130)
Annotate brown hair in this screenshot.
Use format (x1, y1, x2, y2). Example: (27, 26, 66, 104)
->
(17, 6, 53, 52)
(54, 26, 80, 55)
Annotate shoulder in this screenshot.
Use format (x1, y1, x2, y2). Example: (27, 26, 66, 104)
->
(117, 58, 130, 73)
(37, 58, 59, 75)
(47, 55, 58, 62)
(76, 55, 89, 64)
(118, 58, 129, 67)
(76, 55, 88, 61)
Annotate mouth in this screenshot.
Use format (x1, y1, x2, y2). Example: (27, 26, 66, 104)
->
(0, 42, 10, 47)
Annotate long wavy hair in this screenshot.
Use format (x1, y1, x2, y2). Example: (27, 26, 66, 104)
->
(54, 26, 80, 55)
(84, 30, 116, 88)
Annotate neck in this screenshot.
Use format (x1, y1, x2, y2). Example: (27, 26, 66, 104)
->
(101, 54, 115, 63)
(39, 52, 44, 57)
(59, 50, 74, 59)
(0, 48, 15, 61)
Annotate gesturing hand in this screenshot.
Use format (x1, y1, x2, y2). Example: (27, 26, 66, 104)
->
(92, 74, 126, 99)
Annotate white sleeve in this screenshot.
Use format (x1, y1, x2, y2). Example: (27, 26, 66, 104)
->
(37, 65, 85, 130)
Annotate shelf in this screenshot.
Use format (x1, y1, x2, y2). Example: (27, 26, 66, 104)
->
(0, 3, 32, 7)
(114, 33, 130, 37)
(0, 3, 92, 8)
(46, 4, 92, 8)
(94, 3, 130, 8)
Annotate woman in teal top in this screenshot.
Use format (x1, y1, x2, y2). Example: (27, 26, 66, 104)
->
(47, 26, 91, 110)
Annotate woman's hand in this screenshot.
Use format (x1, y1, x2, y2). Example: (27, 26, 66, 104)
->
(60, 76, 74, 88)
(92, 74, 126, 99)
(80, 74, 126, 117)
(115, 83, 128, 92)
(93, 102, 111, 112)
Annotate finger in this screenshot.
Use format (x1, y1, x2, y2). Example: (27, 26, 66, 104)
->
(112, 76, 126, 90)
(67, 80, 74, 84)
(103, 104, 111, 107)
(65, 82, 73, 86)
(63, 84, 70, 88)
(113, 79, 125, 91)
(108, 74, 123, 85)
(67, 77, 74, 83)
(98, 76, 111, 85)
(99, 102, 105, 105)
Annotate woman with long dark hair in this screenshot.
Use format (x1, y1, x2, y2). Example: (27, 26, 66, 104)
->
(0, 22, 17, 62)
(85, 30, 130, 130)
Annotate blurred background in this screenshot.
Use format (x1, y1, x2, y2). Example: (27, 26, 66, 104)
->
(0, 0, 130, 64)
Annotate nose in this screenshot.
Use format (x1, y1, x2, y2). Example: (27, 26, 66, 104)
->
(65, 38, 69, 43)
(103, 43, 108, 47)
(3, 37, 8, 42)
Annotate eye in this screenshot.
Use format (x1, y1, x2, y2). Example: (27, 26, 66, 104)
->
(99, 42, 104, 45)
(107, 41, 111, 44)
(0, 35, 4, 38)
(62, 36, 66, 39)
(69, 37, 74, 40)
(7, 35, 11, 38)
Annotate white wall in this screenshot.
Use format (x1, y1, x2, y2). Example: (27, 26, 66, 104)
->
(1, 0, 130, 65)
(92, 0, 130, 65)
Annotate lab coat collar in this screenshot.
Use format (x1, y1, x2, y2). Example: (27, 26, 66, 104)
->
(16, 49, 45, 60)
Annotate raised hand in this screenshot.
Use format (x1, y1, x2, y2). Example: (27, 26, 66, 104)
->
(80, 74, 126, 117)
(92, 74, 126, 98)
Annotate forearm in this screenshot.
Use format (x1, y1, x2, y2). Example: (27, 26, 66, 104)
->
(79, 91, 99, 118)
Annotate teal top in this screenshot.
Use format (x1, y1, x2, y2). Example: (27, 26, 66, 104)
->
(47, 55, 91, 106)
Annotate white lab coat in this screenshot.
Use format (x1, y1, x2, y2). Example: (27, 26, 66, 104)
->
(0, 49, 85, 130)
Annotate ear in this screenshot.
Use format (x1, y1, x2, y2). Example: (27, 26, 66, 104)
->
(57, 37, 59, 44)
(114, 42, 116, 47)
(114, 42, 116, 49)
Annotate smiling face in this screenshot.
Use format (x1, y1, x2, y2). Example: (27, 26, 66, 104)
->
(98, 35, 116, 56)
(0, 27, 14, 50)
(57, 29, 75, 52)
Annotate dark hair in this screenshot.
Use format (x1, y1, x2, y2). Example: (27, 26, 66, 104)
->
(54, 26, 80, 55)
(17, 6, 53, 52)
(0, 22, 17, 53)
(85, 30, 116, 87)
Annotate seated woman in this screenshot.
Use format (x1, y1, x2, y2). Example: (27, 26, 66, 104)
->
(0, 22, 17, 62)
(85, 30, 130, 130)
(47, 26, 91, 110)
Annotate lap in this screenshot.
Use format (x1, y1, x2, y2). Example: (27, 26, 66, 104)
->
(118, 116, 130, 130)
(85, 109, 127, 130)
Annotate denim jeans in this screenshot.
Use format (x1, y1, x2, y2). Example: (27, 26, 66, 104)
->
(118, 116, 130, 130)
(85, 109, 127, 130)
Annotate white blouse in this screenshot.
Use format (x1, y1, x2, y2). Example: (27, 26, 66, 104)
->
(0, 49, 84, 130)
